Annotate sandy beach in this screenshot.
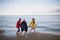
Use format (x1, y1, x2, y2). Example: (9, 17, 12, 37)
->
(0, 29, 60, 40)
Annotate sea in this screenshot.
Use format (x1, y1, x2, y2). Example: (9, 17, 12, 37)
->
(0, 15, 60, 37)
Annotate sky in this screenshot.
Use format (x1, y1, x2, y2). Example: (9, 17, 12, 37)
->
(0, 0, 60, 15)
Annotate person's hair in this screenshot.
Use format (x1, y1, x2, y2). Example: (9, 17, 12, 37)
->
(32, 18, 35, 24)
(19, 18, 21, 20)
(23, 19, 25, 22)
(32, 18, 35, 20)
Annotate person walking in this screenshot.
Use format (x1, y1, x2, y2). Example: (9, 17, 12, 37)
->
(29, 18, 35, 32)
(16, 18, 21, 34)
(20, 19, 28, 37)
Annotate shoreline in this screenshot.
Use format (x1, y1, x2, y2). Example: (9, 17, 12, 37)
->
(0, 27, 60, 37)
(0, 29, 60, 40)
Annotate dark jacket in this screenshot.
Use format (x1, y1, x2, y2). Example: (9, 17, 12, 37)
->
(21, 21, 28, 30)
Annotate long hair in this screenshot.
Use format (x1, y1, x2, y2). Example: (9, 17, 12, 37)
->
(32, 18, 35, 24)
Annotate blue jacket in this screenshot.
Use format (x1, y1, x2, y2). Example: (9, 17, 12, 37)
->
(21, 21, 28, 30)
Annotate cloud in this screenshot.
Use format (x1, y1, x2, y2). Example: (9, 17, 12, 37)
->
(54, 8, 60, 12)
(0, 0, 59, 15)
(48, 8, 60, 12)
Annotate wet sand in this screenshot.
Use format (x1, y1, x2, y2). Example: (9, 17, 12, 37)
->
(0, 30, 60, 40)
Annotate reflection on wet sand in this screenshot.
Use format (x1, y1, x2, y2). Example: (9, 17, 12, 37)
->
(0, 30, 60, 40)
(16, 32, 60, 40)
(16, 32, 28, 40)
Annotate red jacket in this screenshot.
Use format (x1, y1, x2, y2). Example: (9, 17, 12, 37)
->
(16, 20, 21, 28)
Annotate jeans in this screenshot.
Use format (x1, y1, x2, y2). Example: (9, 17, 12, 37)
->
(17, 28, 20, 32)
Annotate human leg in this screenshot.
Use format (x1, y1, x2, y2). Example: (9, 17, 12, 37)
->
(17, 28, 20, 32)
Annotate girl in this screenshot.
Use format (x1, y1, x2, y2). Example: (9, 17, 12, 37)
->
(16, 18, 21, 34)
(29, 18, 35, 32)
